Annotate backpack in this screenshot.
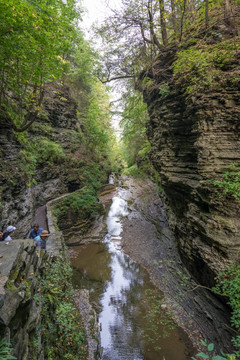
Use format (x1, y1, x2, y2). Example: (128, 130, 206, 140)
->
(2, 231, 9, 241)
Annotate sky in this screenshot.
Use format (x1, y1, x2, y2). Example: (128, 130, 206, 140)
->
(81, 0, 121, 30)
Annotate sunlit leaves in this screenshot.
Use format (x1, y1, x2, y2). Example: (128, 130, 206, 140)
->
(120, 90, 149, 167)
(80, 81, 113, 154)
(0, 0, 81, 131)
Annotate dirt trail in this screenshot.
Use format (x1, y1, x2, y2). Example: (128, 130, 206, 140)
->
(33, 205, 48, 230)
(119, 177, 234, 354)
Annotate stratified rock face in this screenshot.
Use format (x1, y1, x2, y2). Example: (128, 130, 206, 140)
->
(143, 50, 240, 286)
(0, 82, 79, 237)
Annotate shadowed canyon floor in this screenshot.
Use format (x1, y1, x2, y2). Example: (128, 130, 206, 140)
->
(119, 177, 234, 354)
(68, 176, 234, 357)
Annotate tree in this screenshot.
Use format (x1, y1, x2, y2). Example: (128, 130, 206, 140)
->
(95, 0, 165, 84)
(120, 88, 149, 167)
(158, 0, 168, 46)
(0, 0, 81, 132)
(224, 0, 234, 27)
(205, 0, 209, 29)
(170, 0, 177, 37)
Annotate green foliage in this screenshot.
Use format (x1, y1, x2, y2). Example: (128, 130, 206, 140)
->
(213, 164, 240, 200)
(33, 122, 52, 135)
(0, 0, 81, 131)
(69, 187, 98, 214)
(173, 47, 216, 94)
(68, 42, 118, 173)
(0, 339, 16, 360)
(120, 90, 150, 168)
(79, 81, 114, 155)
(138, 141, 151, 160)
(119, 89, 161, 182)
(173, 39, 240, 95)
(40, 251, 88, 359)
(122, 164, 146, 178)
(192, 339, 236, 360)
(159, 83, 170, 98)
(1, 128, 68, 187)
(68, 35, 98, 86)
(14, 132, 38, 184)
(80, 165, 103, 190)
(35, 139, 65, 164)
(213, 265, 240, 356)
(53, 183, 103, 224)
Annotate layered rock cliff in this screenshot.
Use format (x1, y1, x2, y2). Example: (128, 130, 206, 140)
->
(0, 82, 110, 238)
(140, 34, 240, 287)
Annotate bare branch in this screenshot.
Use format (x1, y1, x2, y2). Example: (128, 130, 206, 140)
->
(101, 75, 135, 83)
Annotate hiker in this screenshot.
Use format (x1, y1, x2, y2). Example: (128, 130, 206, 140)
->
(34, 230, 50, 249)
(29, 223, 43, 239)
(3, 226, 16, 241)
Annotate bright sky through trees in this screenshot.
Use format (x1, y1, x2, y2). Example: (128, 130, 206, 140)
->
(81, 0, 121, 30)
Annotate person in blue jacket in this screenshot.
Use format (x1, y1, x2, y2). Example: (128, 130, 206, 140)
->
(34, 230, 50, 249)
(29, 223, 43, 239)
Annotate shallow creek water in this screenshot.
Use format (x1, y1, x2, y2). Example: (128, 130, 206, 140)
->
(70, 188, 192, 360)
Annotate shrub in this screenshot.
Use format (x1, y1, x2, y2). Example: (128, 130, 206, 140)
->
(40, 251, 88, 360)
(0, 339, 16, 360)
(173, 39, 240, 95)
(213, 164, 240, 200)
(122, 164, 146, 178)
(192, 339, 235, 360)
(213, 265, 240, 357)
(35, 139, 65, 164)
(53, 186, 104, 225)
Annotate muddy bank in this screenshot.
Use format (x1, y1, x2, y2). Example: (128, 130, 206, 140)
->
(119, 177, 234, 354)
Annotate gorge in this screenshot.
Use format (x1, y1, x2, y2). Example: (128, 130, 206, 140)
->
(0, 0, 240, 359)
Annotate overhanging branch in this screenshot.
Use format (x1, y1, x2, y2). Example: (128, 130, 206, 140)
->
(101, 75, 135, 83)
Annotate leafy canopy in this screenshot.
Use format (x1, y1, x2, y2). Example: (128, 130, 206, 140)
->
(0, 0, 81, 131)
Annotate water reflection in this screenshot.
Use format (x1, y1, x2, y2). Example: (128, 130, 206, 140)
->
(70, 190, 193, 360)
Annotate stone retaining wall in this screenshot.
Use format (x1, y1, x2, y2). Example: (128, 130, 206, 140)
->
(0, 239, 50, 358)
(0, 196, 100, 359)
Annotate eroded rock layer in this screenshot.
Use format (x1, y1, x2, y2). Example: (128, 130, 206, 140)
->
(142, 47, 240, 286)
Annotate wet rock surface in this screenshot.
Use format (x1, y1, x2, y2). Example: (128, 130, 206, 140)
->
(120, 177, 234, 354)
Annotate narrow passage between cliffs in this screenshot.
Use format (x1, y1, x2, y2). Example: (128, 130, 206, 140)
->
(69, 185, 194, 360)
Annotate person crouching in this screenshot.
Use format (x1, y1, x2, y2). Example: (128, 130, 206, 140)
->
(3, 226, 16, 241)
(34, 230, 50, 249)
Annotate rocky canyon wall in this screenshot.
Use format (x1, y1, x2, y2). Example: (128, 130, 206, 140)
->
(0, 82, 92, 238)
(141, 40, 240, 287)
(0, 198, 100, 360)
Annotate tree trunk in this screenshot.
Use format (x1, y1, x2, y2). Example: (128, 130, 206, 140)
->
(170, 0, 177, 37)
(158, 0, 168, 46)
(205, 0, 209, 29)
(144, 1, 165, 51)
(224, 0, 234, 27)
(179, 0, 186, 42)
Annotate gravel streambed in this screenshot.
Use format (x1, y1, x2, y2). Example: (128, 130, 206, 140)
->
(119, 177, 234, 355)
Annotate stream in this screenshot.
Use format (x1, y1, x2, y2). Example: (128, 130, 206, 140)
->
(69, 187, 193, 360)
